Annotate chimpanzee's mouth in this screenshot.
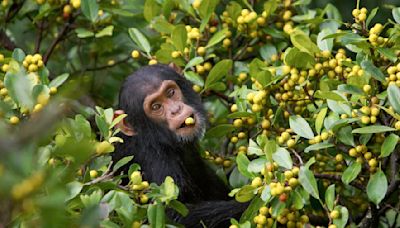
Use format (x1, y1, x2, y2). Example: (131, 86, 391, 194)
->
(178, 114, 196, 129)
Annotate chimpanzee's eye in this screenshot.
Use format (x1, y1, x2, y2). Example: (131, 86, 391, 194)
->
(167, 88, 175, 97)
(151, 103, 161, 111)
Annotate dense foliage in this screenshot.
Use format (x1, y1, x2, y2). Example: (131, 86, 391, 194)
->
(1, 0, 400, 227)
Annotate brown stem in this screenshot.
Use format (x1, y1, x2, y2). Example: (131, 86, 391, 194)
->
(314, 173, 365, 191)
(43, 14, 77, 64)
(0, 29, 17, 50)
(86, 56, 130, 71)
(34, 20, 45, 53)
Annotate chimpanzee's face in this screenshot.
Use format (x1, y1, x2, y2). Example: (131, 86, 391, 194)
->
(143, 80, 205, 142)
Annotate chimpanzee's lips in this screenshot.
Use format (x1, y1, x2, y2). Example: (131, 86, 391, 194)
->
(178, 114, 196, 129)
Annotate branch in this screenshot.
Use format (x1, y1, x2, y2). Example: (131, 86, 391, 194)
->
(83, 162, 114, 186)
(85, 56, 130, 71)
(34, 20, 45, 53)
(314, 173, 365, 191)
(5, 0, 24, 22)
(0, 29, 17, 51)
(43, 15, 77, 64)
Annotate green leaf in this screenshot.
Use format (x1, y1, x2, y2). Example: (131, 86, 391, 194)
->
(315, 107, 328, 134)
(388, 84, 400, 114)
(337, 126, 355, 146)
(327, 99, 351, 115)
(333, 206, 349, 228)
(299, 167, 319, 199)
(171, 25, 187, 53)
(289, 115, 314, 139)
(381, 134, 399, 158)
(205, 59, 232, 88)
(337, 84, 363, 95)
(253, 70, 272, 88)
(184, 57, 204, 71)
(314, 91, 346, 101)
(367, 170, 388, 205)
(206, 28, 228, 48)
(317, 29, 333, 51)
(159, 176, 179, 203)
(352, 125, 396, 134)
(341, 162, 361, 185)
(183, 71, 204, 87)
(12, 48, 25, 62)
(128, 28, 151, 55)
(207, 82, 226, 91)
(95, 115, 109, 138)
(259, 44, 277, 61)
(169, 200, 188, 216)
(81, 0, 99, 22)
(366, 7, 378, 27)
(49, 73, 69, 88)
(304, 142, 334, 153)
(290, 30, 320, 55)
(113, 156, 133, 172)
(248, 157, 267, 173)
(110, 114, 127, 129)
(325, 184, 335, 211)
(247, 139, 264, 156)
(235, 185, 256, 203)
(377, 47, 398, 62)
(284, 47, 315, 69)
(95, 25, 114, 38)
(263, 0, 278, 19)
(75, 28, 95, 38)
(236, 153, 256, 178)
(227, 112, 255, 119)
(392, 7, 400, 24)
(264, 139, 276, 163)
(239, 197, 264, 223)
(361, 60, 385, 82)
(272, 148, 293, 169)
(148, 203, 166, 228)
(205, 124, 235, 138)
(4, 66, 35, 109)
(144, 0, 161, 22)
(198, 0, 219, 31)
(65, 181, 83, 202)
(152, 17, 175, 34)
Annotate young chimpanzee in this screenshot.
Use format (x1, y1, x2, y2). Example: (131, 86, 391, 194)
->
(112, 64, 247, 227)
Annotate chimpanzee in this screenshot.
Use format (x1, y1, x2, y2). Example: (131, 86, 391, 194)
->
(112, 64, 247, 227)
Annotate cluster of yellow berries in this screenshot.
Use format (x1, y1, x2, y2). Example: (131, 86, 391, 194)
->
(386, 63, 400, 87)
(348, 145, 378, 171)
(284, 168, 300, 188)
(186, 26, 201, 40)
(368, 23, 387, 46)
(246, 90, 268, 113)
(308, 132, 330, 145)
(11, 172, 44, 200)
(204, 151, 232, 168)
(277, 129, 294, 147)
(230, 131, 247, 144)
(195, 62, 212, 74)
(23, 54, 44, 73)
(250, 206, 309, 228)
(0, 53, 10, 73)
(355, 105, 380, 125)
(352, 7, 368, 23)
(129, 171, 150, 203)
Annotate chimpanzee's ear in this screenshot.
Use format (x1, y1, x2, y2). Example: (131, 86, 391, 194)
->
(114, 110, 136, 136)
(168, 63, 183, 75)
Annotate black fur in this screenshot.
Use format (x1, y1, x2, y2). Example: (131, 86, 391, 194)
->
(113, 65, 247, 227)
